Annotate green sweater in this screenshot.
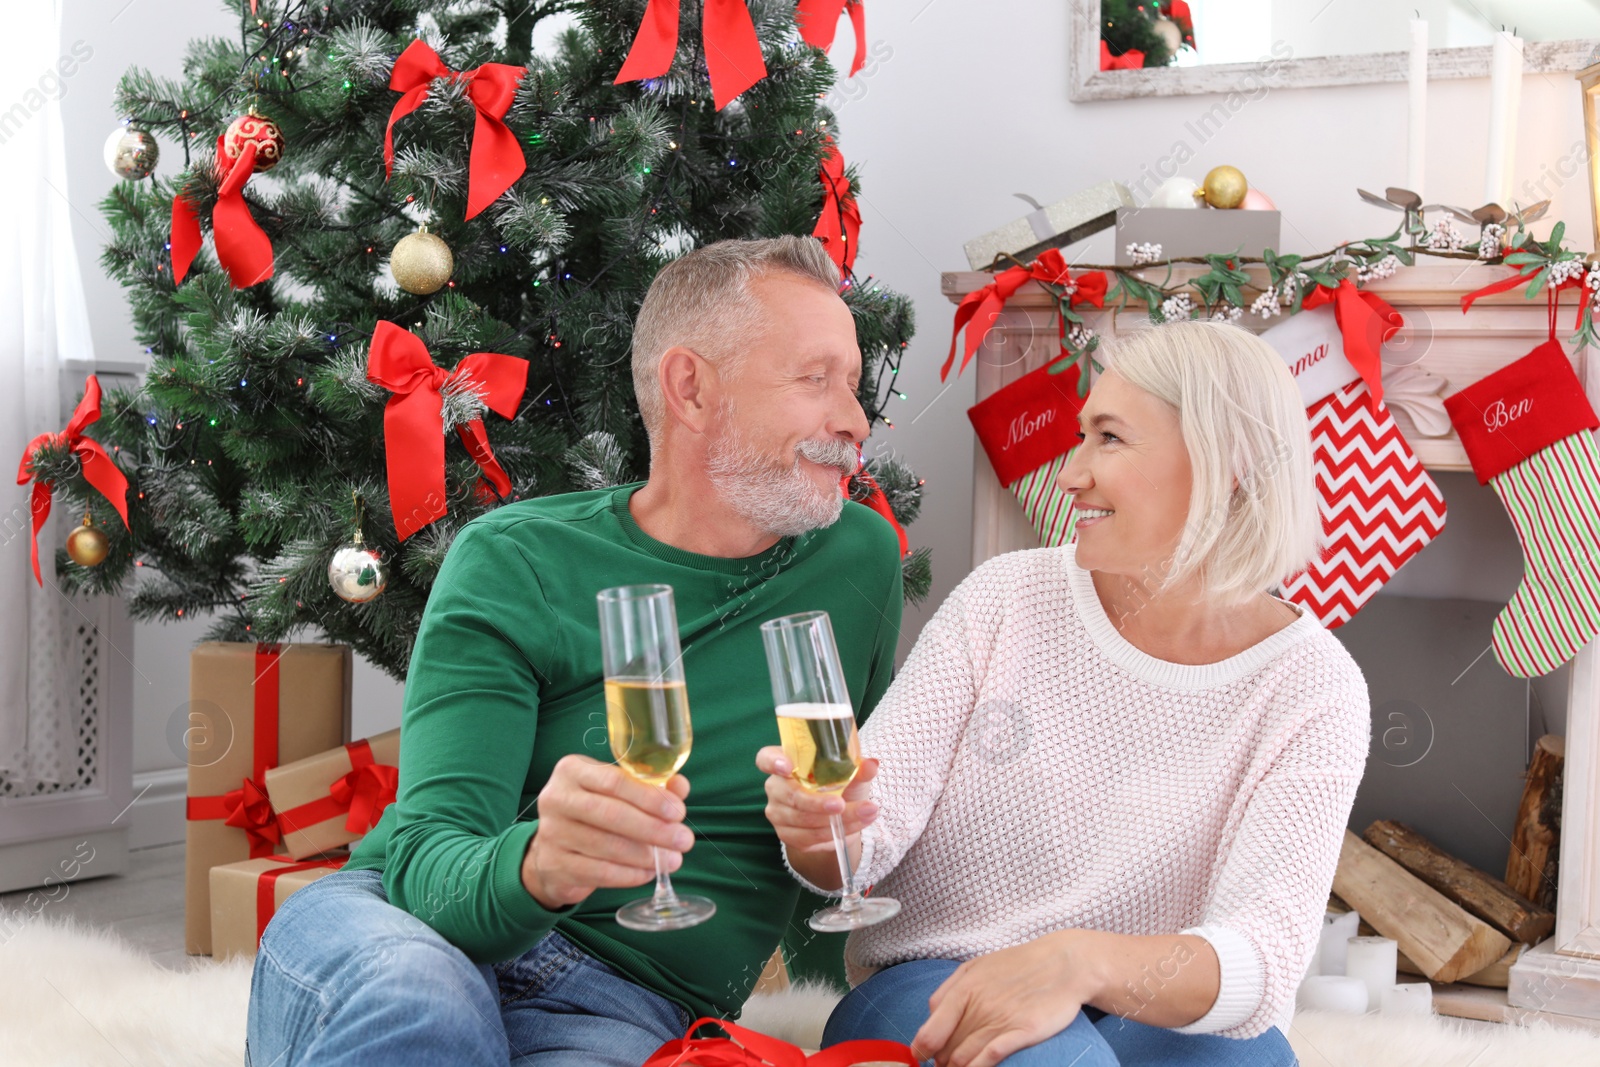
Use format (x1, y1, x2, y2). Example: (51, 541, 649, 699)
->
(345, 483, 903, 1018)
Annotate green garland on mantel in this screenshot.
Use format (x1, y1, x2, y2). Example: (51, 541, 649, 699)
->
(1001, 214, 1597, 393)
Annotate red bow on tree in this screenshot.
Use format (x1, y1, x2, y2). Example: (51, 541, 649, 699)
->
(840, 447, 908, 558)
(221, 777, 282, 854)
(1100, 41, 1145, 70)
(796, 0, 867, 76)
(1301, 279, 1404, 408)
(615, 0, 768, 111)
(944, 250, 1108, 381)
(386, 40, 527, 220)
(16, 375, 131, 586)
(171, 133, 275, 288)
(366, 321, 529, 541)
(329, 760, 399, 834)
(814, 139, 860, 276)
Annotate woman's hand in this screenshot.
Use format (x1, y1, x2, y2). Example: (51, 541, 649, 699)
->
(755, 746, 880, 891)
(911, 932, 1103, 1067)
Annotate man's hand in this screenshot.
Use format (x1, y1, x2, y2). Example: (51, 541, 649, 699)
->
(755, 745, 879, 891)
(911, 933, 1102, 1067)
(520, 754, 694, 910)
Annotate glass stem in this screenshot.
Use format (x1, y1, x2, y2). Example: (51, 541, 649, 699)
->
(829, 812, 862, 913)
(650, 845, 681, 909)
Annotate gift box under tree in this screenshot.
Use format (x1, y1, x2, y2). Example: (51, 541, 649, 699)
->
(210, 852, 348, 961)
(184, 642, 351, 955)
(266, 728, 400, 860)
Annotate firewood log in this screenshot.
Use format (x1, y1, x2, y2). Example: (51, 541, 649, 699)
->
(1506, 735, 1564, 912)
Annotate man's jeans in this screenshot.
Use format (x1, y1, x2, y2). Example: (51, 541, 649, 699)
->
(246, 868, 693, 1066)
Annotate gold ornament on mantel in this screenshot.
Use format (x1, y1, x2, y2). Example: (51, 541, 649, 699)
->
(66, 511, 111, 568)
(1196, 165, 1249, 209)
(389, 224, 454, 295)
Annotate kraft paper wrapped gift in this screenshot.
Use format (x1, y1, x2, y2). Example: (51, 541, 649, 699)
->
(184, 642, 351, 955)
(209, 852, 347, 961)
(267, 728, 401, 860)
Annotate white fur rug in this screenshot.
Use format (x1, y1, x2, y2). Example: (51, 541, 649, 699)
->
(7, 913, 1600, 1066)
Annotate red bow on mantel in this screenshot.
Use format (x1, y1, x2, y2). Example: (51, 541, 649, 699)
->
(615, 0, 768, 111)
(1301, 279, 1404, 408)
(814, 138, 860, 276)
(386, 40, 527, 220)
(366, 321, 529, 541)
(16, 375, 131, 586)
(796, 0, 867, 77)
(644, 1016, 915, 1067)
(944, 250, 1109, 381)
(171, 133, 275, 288)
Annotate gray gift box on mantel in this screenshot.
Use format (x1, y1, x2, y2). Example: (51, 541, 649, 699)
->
(963, 182, 1136, 271)
(1113, 207, 1281, 266)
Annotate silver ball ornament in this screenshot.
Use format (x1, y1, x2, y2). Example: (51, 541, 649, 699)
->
(328, 535, 388, 603)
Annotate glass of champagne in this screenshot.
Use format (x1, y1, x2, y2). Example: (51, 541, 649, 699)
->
(597, 584, 716, 932)
(760, 610, 901, 932)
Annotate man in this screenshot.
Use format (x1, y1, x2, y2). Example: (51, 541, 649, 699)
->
(247, 236, 904, 1066)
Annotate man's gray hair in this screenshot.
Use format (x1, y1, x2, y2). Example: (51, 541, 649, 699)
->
(631, 236, 842, 449)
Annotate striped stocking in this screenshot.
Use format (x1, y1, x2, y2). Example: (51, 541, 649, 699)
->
(967, 362, 1088, 549)
(1444, 340, 1600, 677)
(1011, 450, 1080, 547)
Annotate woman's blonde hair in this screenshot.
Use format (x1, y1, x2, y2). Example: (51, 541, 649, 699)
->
(1101, 319, 1320, 605)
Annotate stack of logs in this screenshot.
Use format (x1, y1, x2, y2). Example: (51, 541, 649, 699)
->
(1330, 735, 1564, 988)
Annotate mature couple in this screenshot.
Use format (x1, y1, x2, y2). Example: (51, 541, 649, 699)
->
(248, 237, 1369, 1067)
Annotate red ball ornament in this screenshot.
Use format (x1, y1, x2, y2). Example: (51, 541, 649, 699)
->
(222, 110, 286, 173)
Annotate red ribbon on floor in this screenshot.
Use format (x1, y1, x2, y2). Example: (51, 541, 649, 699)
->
(615, 0, 768, 111)
(15, 375, 131, 587)
(366, 321, 528, 541)
(254, 854, 345, 943)
(796, 0, 867, 76)
(1100, 41, 1145, 70)
(386, 40, 527, 220)
(944, 250, 1108, 381)
(643, 1016, 916, 1067)
(171, 136, 275, 288)
(276, 739, 399, 837)
(813, 138, 860, 276)
(1300, 279, 1403, 408)
(185, 644, 284, 858)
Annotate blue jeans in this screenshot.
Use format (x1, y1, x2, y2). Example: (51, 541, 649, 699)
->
(823, 959, 1297, 1067)
(246, 868, 694, 1067)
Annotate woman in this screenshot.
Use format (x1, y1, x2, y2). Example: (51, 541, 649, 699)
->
(759, 321, 1370, 1067)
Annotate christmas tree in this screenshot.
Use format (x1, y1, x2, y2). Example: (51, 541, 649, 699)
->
(32, 0, 927, 681)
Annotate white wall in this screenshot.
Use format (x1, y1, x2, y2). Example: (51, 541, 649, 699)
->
(57, 1, 1592, 772)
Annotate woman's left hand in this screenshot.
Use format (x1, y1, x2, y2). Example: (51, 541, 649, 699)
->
(911, 931, 1102, 1067)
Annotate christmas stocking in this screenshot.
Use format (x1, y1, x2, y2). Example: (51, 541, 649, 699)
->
(967, 360, 1086, 547)
(1264, 307, 1448, 627)
(1444, 340, 1600, 677)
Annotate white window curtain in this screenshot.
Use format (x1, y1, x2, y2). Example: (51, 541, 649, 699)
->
(0, 0, 98, 790)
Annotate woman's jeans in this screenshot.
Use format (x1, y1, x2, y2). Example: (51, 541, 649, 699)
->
(246, 868, 694, 1067)
(824, 958, 1298, 1067)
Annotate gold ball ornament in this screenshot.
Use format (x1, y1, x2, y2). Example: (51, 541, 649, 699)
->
(1196, 165, 1249, 209)
(328, 533, 388, 603)
(66, 515, 111, 568)
(389, 225, 454, 296)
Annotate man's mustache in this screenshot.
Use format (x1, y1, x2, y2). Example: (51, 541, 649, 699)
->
(795, 439, 861, 476)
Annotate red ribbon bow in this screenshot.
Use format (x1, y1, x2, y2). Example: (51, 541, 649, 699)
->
(944, 250, 1108, 381)
(796, 0, 867, 76)
(171, 133, 275, 288)
(221, 776, 282, 852)
(644, 1017, 915, 1067)
(813, 138, 860, 276)
(1100, 41, 1146, 70)
(1461, 263, 1589, 338)
(615, 0, 768, 111)
(16, 375, 131, 586)
(386, 40, 527, 220)
(840, 456, 908, 559)
(329, 747, 399, 834)
(366, 321, 528, 542)
(1300, 278, 1403, 408)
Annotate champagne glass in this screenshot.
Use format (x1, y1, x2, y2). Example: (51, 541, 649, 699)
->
(760, 610, 901, 932)
(598, 584, 716, 931)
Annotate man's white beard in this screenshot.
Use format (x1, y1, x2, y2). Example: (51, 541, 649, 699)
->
(705, 412, 860, 538)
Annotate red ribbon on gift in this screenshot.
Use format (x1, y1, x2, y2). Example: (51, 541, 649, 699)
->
(944, 250, 1108, 382)
(171, 135, 275, 288)
(185, 644, 284, 859)
(254, 854, 345, 944)
(16, 375, 131, 587)
(615, 0, 768, 111)
(644, 1016, 916, 1067)
(813, 138, 860, 276)
(276, 738, 399, 837)
(796, 0, 867, 76)
(1100, 41, 1145, 70)
(386, 40, 526, 220)
(1300, 279, 1403, 408)
(366, 321, 528, 542)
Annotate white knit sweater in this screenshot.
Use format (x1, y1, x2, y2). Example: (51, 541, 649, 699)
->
(797, 545, 1370, 1039)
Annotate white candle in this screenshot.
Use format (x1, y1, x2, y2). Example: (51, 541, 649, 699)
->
(1407, 18, 1427, 196)
(1319, 910, 1361, 976)
(1484, 29, 1524, 206)
(1345, 936, 1398, 1012)
(1297, 975, 1369, 1014)
(1381, 982, 1434, 1016)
